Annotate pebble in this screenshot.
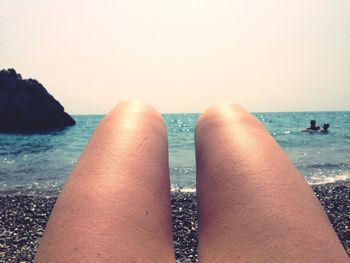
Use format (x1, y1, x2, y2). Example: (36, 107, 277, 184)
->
(0, 182, 349, 262)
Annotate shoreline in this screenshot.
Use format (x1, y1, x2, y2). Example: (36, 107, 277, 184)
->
(0, 182, 349, 262)
(2, 173, 350, 197)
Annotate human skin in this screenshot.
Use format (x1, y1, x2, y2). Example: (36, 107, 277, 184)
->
(195, 102, 349, 263)
(34, 100, 348, 262)
(34, 100, 174, 262)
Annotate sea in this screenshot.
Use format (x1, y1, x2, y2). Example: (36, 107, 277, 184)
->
(0, 112, 349, 196)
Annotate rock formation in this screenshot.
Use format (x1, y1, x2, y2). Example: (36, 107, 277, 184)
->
(0, 68, 75, 132)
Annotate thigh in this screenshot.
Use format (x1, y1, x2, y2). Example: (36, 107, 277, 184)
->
(35, 100, 175, 263)
(195, 102, 348, 263)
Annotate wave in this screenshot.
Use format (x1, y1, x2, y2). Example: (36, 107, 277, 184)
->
(309, 173, 350, 185)
(305, 163, 349, 169)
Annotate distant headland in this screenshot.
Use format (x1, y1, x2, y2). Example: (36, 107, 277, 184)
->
(0, 68, 75, 133)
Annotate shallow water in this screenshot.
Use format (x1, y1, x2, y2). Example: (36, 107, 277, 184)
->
(0, 112, 349, 195)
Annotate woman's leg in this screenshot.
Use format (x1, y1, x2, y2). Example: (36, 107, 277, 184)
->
(195, 102, 348, 263)
(35, 100, 174, 262)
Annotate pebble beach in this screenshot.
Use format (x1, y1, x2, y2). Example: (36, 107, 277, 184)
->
(0, 182, 349, 262)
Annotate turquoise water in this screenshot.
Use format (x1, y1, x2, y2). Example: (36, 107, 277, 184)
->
(0, 112, 349, 195)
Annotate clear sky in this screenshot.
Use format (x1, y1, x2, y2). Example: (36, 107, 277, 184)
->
(1, 0, 349, 114)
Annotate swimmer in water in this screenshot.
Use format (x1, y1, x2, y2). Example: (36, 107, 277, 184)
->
(306, 120, 320, 131)
(321, 123, 330, 133)
(302, 120, 320, 132)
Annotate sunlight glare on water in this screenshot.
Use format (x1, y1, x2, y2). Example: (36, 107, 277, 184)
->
(0, 112, 349, 195)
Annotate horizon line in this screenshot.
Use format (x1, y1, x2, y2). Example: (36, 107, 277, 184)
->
(69, 109, 350, 115)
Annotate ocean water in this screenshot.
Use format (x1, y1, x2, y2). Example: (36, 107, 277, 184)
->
(0, 112, 349, 195)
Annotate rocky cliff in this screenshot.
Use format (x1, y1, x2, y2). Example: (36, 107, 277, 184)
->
(0, 69, 75, 132)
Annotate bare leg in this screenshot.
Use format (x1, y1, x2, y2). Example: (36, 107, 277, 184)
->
(35, 100, 174, 262)
(195, 103, 348, 263)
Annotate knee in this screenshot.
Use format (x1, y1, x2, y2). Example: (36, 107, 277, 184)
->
(101, 99, 166, 131)
(195, 102, 260, 135)
(112, 99, 161, 117)
(196, 102, 242, 131)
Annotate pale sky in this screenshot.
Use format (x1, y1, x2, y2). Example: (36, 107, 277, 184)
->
(1, 0, 349, 114)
